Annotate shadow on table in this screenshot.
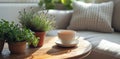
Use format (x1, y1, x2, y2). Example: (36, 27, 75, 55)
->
(47, 45, 77, 55)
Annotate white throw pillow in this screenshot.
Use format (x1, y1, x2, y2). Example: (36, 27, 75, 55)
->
(95, 0, 120, 32)
(67, 1, 114, 32)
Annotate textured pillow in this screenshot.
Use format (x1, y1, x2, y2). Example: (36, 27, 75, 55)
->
(67, 1, 114, 32)
(94, 0, 120, 32)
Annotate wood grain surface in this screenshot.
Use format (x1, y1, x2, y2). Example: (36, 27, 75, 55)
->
(0, 36, 92, 59)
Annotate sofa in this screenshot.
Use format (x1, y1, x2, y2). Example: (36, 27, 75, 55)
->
(45, 1, 120, 59)
(0, 0, 120, 59)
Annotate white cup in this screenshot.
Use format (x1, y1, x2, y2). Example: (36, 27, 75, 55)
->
(58, 30, 76, 44)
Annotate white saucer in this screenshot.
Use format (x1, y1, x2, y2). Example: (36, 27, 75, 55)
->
(55, 39, 79, 47)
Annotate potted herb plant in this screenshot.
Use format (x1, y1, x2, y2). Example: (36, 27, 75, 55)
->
(19, 8, 55, 47)
(3, 19, 39, 54)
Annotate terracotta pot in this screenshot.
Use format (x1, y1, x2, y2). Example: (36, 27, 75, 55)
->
(0, 40, 5, 53)
(8, 42, 26, 54)
(35, 32, 46, 47)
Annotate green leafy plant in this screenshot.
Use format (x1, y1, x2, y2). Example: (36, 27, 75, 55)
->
(38, 0, 92, 10)
(19, 8, 55, 32)
(19, 8, 35, 28)
(38, 0, 72, 9)
(0, 20, 4, 40)
(0, 19, 39, 47)
(0, 19, 11, 40)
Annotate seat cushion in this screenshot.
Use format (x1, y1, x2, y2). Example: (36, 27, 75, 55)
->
(94, 0, 120, 32)
(47, 30, 120, 58)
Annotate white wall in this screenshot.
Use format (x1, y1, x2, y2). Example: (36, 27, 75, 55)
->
(0, 3, 39, 24)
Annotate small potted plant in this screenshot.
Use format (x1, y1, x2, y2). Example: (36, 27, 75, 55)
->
(19, 8, 55, 47)
(3, 19, 39, 54)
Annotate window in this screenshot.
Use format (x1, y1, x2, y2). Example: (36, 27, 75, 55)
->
(0, 0, 39, 3)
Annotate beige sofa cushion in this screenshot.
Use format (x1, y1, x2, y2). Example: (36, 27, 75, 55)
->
(94, 0, 120, 32)
(67, 1, 114, 32)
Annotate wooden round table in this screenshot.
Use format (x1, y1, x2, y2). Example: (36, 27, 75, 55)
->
(0, 36, 92, 59)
